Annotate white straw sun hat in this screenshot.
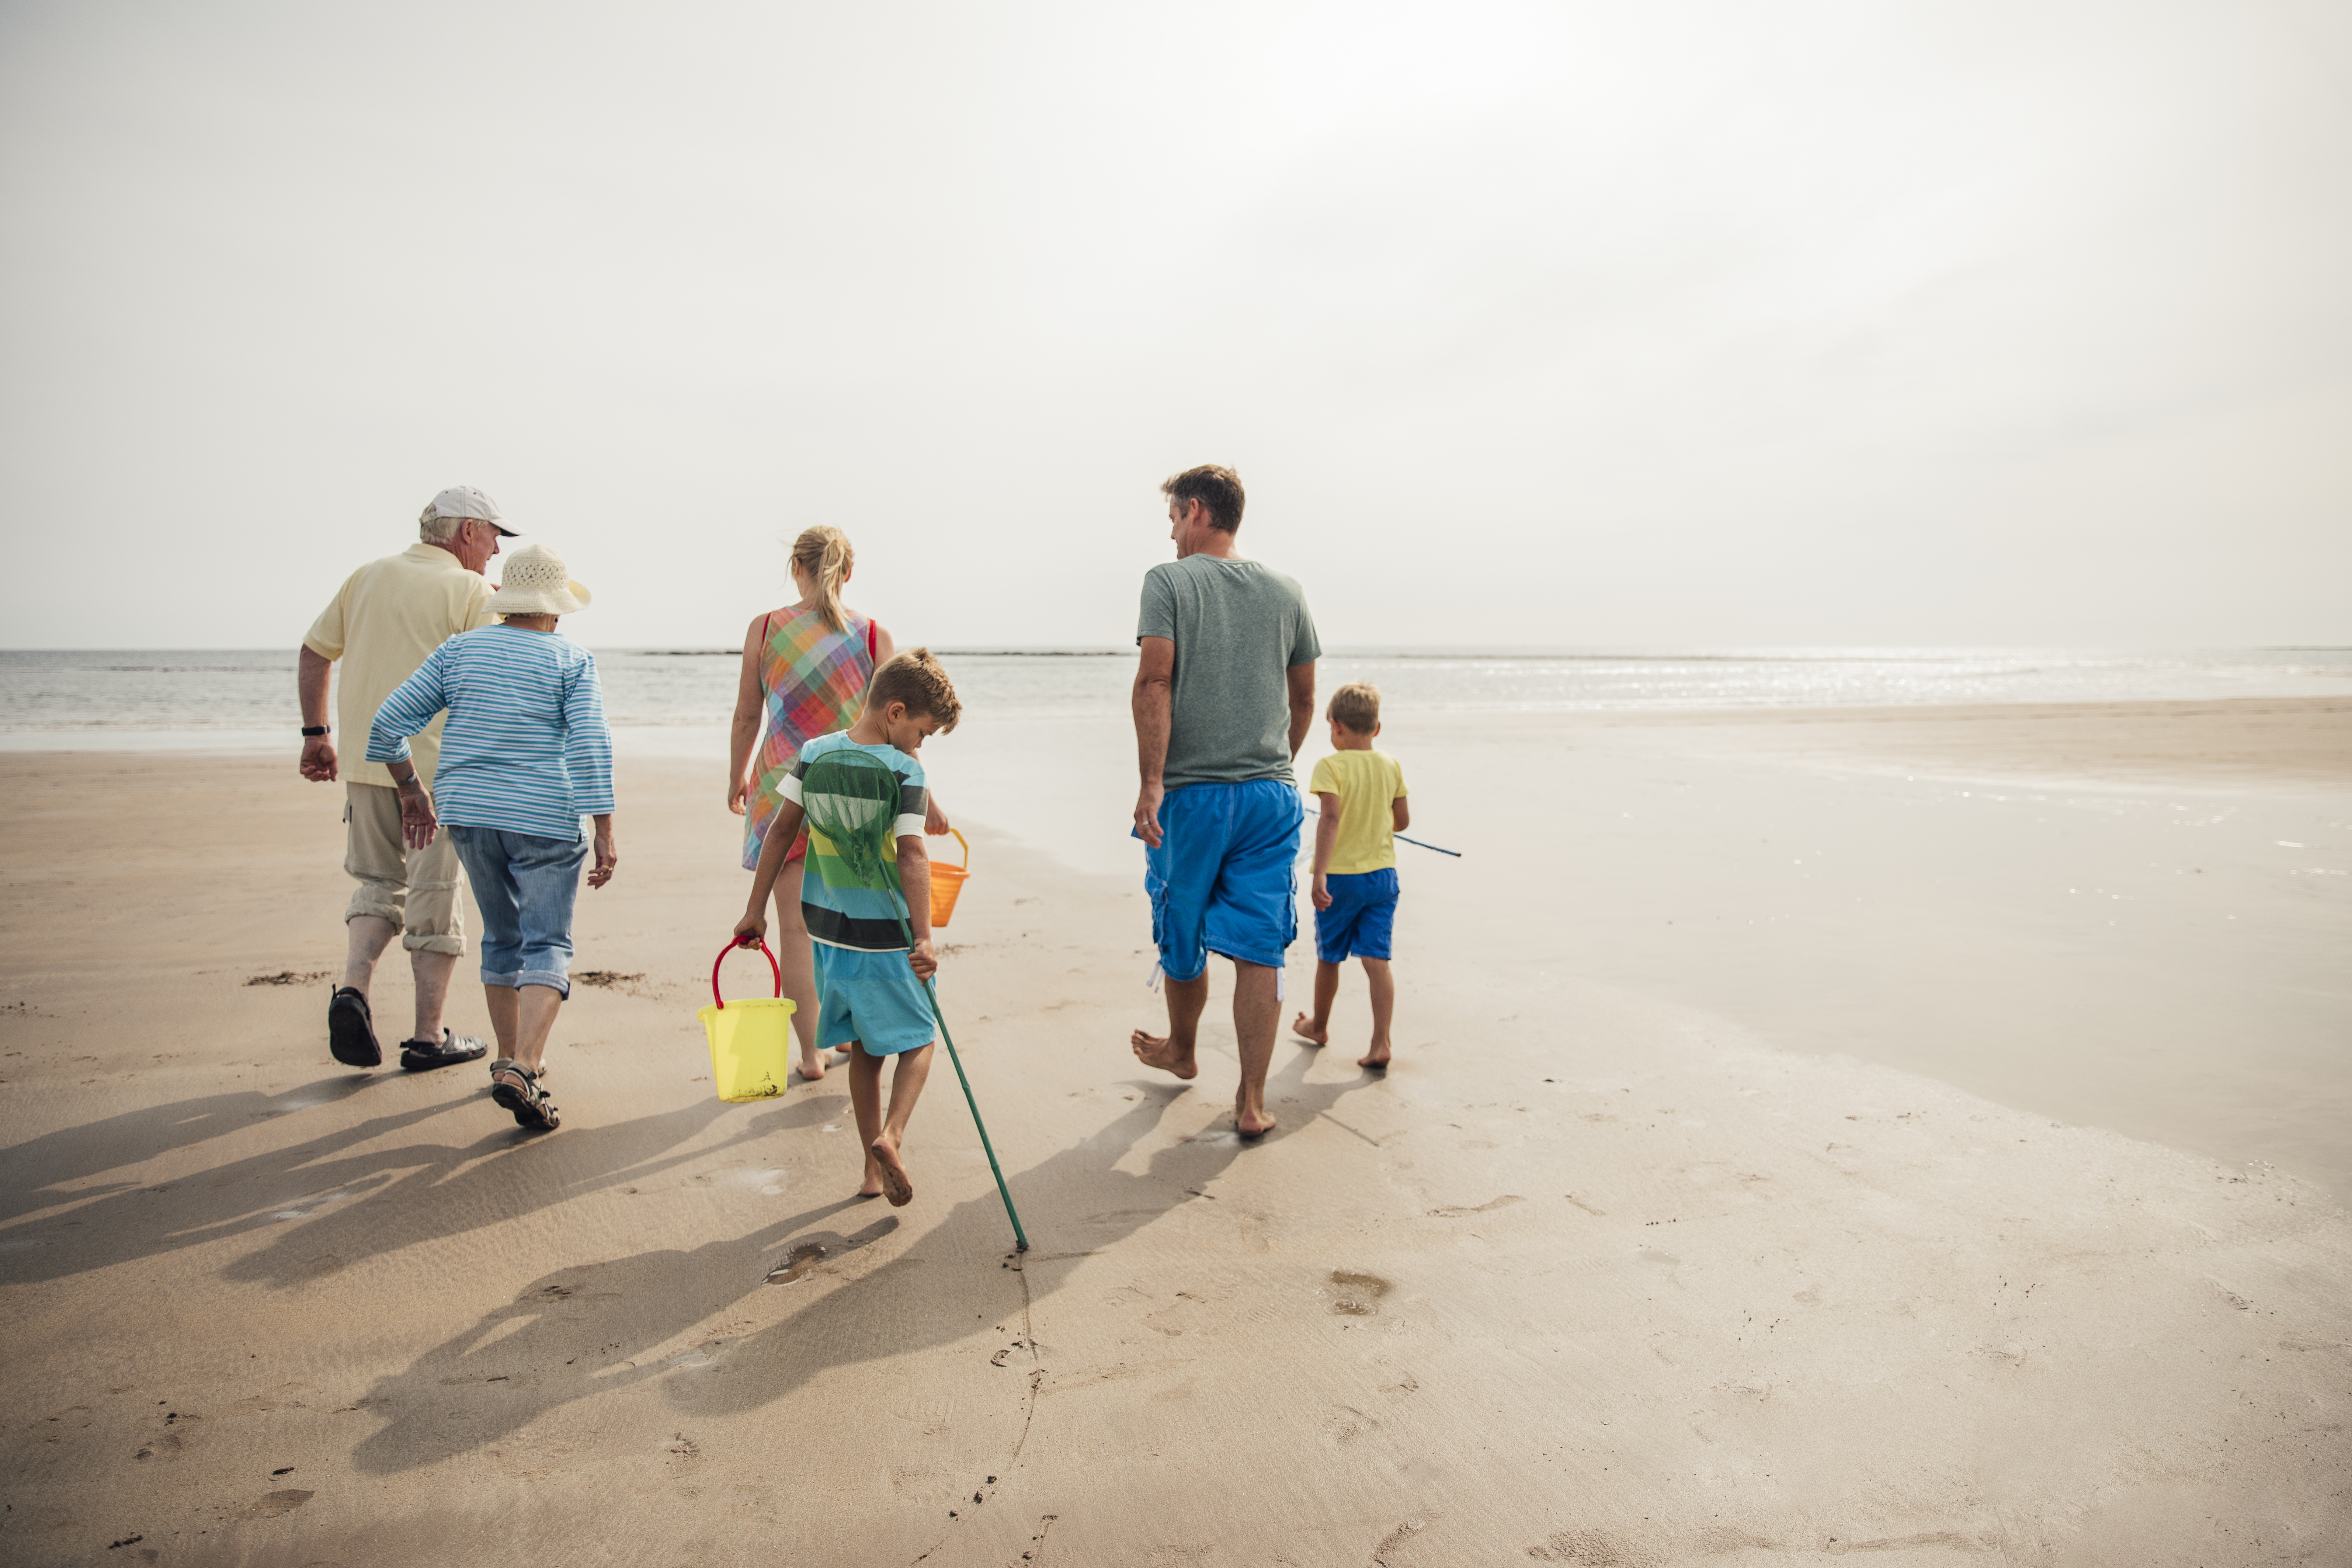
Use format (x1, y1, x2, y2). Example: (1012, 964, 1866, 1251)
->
(484, 543, 592, 617)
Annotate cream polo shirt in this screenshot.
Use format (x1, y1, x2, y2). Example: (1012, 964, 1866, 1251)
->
(303, 542, 496, 788)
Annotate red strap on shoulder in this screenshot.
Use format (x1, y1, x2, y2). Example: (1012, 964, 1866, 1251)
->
(866, 618, 878, 664)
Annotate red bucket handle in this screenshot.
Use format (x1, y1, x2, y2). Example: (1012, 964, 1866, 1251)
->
(712, 937, 782, 1010)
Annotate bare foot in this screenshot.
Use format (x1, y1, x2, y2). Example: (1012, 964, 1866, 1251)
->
(1235, 1087, 1278, 1139)
(854, 1177, 884, 1199)
(1130, 1029, 1198, 1080)
(795, 1053, 828, 1082)
(870, 1134, 914, 1206)
(1358, 1042, 1392, 1071)
(1291, 1012, 1329, 1046)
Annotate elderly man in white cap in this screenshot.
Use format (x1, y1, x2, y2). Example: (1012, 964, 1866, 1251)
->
(298, 485, 510, 1072)
(367, 543, 617, 1134)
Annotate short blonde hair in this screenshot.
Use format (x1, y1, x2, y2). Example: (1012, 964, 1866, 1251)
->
(866, 648, 961, 733)
(1327, 682, 1380, 734)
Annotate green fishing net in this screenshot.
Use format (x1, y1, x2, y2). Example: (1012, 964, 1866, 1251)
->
(799, 745, 912, 925)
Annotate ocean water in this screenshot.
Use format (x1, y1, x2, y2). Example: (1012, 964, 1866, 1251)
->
(4, 646, 2349, 751)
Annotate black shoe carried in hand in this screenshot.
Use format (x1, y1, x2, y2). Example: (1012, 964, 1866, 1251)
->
(399, 1029, 489, 1072)
(327, 987, 382, 1069)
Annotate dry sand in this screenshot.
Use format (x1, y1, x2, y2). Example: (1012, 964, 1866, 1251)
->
(1, 700, 2347, 1566)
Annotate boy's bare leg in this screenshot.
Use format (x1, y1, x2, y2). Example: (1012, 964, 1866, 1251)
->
(847, 1043, 887, 1196)
(1292, 961, 1340, 1045)
(1358, 958, 1394, 1068)
(407, 949, 457, 1043)
(769, 863, 830, 1079)
(865, 1043, 934, 1207)
(485, 984, 563, 1073)
(1232, 960, 1279, 1137)
(1131, 971, 1206, 1079)
(852, 1043, 932, 1206)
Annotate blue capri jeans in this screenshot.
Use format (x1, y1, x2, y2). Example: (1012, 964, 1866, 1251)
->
(445, 824, 588, 998)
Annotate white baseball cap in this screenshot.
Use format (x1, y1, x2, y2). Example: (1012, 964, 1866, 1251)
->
(424, 485, 517, 536)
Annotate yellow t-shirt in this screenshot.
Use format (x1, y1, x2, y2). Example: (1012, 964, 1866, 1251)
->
(303, 543, 496, 788)
(1307, 748, 1407, 874)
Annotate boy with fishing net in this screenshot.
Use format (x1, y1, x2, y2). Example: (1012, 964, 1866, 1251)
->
(1292, 682, 1409, 1068)
(733, 650, 960, 1206)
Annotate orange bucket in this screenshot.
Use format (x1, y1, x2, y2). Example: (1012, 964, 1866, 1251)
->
(929, 829, 971, 926)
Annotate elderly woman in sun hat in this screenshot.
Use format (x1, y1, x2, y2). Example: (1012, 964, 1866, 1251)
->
(366, 542, 616, 1134)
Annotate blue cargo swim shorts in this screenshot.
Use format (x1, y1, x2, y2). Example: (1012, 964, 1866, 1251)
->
(1141, 779, 1304, 982)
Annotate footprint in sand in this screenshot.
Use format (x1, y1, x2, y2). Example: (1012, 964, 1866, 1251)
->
(238, 1489, 313, 1520)
(765, 1243, 827, 1285)
(1328, 1270, 1392, 1316)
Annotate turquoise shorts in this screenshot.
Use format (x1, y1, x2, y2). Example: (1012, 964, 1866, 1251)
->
(812, 942, 937, 1057)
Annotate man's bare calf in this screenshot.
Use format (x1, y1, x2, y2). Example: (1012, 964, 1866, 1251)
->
(1133, 962, 1209, 1081)
(1134, 962, 1279, 1136)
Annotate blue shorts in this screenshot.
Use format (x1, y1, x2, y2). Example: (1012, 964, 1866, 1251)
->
(812, 942, 937, 1057)
(1314, 868, 1398, 963)
(1142, 779, 1304, 981)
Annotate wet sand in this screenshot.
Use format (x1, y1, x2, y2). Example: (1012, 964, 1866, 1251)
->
(1, 703, 2348, 1565)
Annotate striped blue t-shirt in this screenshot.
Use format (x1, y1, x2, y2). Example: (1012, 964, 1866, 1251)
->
(367, 625, 615, 841)
(781, 731, 927, 952)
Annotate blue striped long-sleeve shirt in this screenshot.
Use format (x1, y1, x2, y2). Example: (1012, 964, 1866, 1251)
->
(367, 625, 615, 841)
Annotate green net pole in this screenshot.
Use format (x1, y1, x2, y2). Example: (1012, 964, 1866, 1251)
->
(882, 897, 1028, 1253)
(920, 975, 1028, 1252)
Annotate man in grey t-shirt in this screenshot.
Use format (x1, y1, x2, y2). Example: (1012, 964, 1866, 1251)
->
(1130, 465, 1320, 1137)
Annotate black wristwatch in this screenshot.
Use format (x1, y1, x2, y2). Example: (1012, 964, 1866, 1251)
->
(301, 725, 330, 737)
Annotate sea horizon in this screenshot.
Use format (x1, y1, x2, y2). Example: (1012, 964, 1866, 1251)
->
(7, 644, 2352, 752)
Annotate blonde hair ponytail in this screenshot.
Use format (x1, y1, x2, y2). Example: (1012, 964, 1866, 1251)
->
(789, 526, 854, 634)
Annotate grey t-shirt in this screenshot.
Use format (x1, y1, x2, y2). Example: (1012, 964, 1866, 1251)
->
(1137, 554, 1322, 789)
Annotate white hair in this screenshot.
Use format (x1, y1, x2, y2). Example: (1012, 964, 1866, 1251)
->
(419, 510, 481, 544)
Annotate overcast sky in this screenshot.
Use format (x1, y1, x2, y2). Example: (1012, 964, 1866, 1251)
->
(2, 0, 2345, 651)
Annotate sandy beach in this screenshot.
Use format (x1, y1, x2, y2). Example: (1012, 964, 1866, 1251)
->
(3, 698, 2348, 1566)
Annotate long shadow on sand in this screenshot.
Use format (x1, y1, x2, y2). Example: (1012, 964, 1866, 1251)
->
(0, 1074, 848, 1289)
(0, 1074, 390, 1229)
(348, 1046, 1372, 1475)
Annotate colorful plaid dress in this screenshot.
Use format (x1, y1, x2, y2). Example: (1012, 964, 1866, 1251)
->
(742, 607, 877, 870)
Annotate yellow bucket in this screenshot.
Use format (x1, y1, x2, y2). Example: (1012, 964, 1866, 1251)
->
(929, 828, 971, 927)
(696, 939, 797, 1102)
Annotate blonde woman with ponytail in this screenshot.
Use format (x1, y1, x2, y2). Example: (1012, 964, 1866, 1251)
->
(730, 528, 946, 1079)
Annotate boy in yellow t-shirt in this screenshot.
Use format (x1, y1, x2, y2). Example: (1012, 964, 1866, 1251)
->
(1291, 682, 1409, 1068)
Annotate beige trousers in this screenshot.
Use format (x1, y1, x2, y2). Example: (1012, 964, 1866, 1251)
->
(343, 783, 468, 955)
